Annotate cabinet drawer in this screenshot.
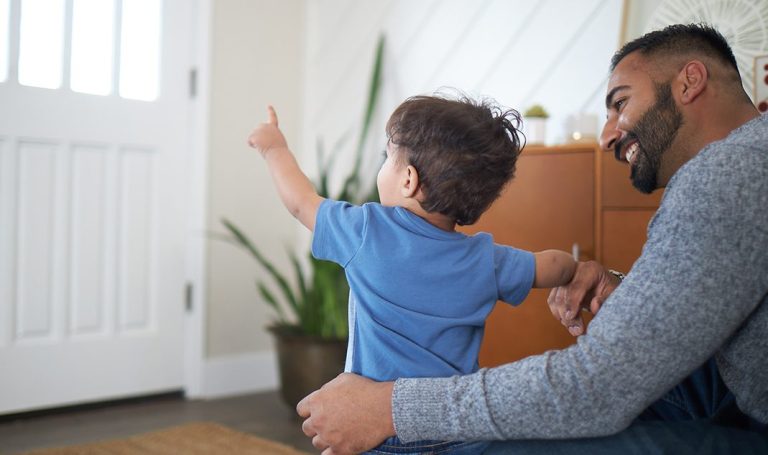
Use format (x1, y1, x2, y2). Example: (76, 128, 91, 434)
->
(469, 151, 594, 253)
(479, 290, 579, 367)
(601, 209, 657, 272)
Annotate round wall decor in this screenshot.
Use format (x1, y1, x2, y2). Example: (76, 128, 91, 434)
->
(646, 0, 768, 101)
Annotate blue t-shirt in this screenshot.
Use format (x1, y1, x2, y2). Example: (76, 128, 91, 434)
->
(312, 200, 535, 381)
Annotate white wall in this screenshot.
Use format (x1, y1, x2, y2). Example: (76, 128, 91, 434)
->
(302, 0, 624, 178)
(206, 0, 305, 358)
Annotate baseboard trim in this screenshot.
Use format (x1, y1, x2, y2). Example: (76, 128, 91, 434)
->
(201, 350, 279, 398)
(0, 391, 184, 422)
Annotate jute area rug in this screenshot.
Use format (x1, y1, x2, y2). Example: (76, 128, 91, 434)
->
(21, 422, 311, 455)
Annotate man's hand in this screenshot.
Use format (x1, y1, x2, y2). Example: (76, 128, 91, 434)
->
(547, 261, 622, 336)
(296, 373, 395, 455)
(247, 105, 288, 156)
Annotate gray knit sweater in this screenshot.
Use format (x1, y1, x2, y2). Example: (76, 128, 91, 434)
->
(392, 114, 768, 441)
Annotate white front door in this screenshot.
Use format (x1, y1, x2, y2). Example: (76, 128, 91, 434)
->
(0, 0, 194, 414)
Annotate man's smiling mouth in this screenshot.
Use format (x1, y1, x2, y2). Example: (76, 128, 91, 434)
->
(625, 142, 639, 165)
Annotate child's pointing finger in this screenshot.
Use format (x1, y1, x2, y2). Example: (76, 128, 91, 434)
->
(267, 105, 279, 126)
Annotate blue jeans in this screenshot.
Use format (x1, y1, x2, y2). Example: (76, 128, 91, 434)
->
(365, 436, 490, 454)
(484, 358, 768, 454)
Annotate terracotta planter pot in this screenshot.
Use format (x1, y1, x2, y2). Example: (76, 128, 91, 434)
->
(270, 327, 347, 408)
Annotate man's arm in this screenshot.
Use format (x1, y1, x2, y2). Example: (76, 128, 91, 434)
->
(248, 106, 324, 231)
(532, 250, 576, 289)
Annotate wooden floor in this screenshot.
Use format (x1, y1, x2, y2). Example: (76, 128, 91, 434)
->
(0, 391, 316, 454)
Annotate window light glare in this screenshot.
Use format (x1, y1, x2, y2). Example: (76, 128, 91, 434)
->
(18, 0, 65, 89)
(71, 0, 115, 96)
(119, 0, 161, 101)
(0, 0, 9, 82)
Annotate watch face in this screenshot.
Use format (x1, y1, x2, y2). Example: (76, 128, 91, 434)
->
(608, 269, 626, 282)
(645, 0, 768, 104)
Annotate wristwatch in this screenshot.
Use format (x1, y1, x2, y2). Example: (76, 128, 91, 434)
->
(607, 269, 626, 282)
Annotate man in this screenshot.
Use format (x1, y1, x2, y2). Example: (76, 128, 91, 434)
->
(297, 24, 768, 454)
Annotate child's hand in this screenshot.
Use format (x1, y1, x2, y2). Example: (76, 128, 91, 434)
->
(248, 105, 288, 156)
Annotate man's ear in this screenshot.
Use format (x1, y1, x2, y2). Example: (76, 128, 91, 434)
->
(401, 165, 420, 198)
(677, 60, 708, 105)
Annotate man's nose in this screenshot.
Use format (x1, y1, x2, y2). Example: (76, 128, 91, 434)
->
(599, 119, 620, 153)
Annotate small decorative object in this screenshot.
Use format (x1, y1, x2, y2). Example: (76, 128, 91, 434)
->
(566, 113, 598, 142)
(755, 55, 768, 114)
(523, 104, 549, 145)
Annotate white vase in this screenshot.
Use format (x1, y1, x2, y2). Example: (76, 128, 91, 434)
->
(524, 117, 547, 145)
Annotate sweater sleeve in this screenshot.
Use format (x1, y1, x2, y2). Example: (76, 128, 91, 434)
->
(392, 142, 768, 441)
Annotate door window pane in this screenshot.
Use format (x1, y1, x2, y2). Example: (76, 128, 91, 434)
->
(0, 0, 9, 82)
(18, 0, 65, 89)
(119, 0, 161, 101)
(71, 0, 115, 95)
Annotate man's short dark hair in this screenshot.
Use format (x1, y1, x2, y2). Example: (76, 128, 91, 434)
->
(611, 23, 738, 75)
(385, 94, 523, 226)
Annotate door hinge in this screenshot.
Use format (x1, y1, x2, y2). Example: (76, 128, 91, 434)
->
(185, 282, 194, 312)
(189, 67, 198, 99)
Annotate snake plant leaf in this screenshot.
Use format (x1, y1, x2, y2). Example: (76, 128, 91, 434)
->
(353, 35, 385, 181)
(313, 260, 337, 338)
(338, 173, 360, 204)
(364, 181, 380, 204)
(289, 251, 308, 311)
(221, 218, 299, 312)
(316, 138, 330, 198)
(257, 281, 287, 323)
(339, 36, 384, 205)
(317, 131, 351, 199)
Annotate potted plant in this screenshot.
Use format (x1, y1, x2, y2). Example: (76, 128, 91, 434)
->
(523, 103, 549, 145)
(218, 36, 384, 408)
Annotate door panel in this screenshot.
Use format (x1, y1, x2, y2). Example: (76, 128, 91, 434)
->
(0, 0, 192, 414)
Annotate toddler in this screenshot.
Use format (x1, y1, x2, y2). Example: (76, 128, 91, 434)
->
(248, 95, 576, 454)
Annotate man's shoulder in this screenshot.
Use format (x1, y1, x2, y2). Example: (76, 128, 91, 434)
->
(727, 114, 768, 146)
(704, 115, 768, 160)
(659, 116, 768, 233)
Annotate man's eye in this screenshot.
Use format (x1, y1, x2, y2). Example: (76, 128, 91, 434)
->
(613, 98, 626, 110)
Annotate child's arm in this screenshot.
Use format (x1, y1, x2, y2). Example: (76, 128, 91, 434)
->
(533, 250, 577, 288)
(248, 106, 324, 231)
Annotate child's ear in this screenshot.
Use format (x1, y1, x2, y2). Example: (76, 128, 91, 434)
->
(401, 165, 420, 198)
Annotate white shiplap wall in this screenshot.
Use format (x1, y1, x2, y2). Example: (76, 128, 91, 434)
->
(300, 0, 624, 186)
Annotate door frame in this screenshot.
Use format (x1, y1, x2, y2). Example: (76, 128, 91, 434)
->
(183, 0, 211, 398)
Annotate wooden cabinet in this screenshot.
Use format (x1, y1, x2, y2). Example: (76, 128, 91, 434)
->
(460, 143, 662, 367)
(596, 147, 662, 272)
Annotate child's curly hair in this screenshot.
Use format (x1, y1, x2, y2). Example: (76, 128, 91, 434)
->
(385, 94, 524, 226)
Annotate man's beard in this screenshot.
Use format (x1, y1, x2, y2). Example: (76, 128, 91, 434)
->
(617, 83, 683, 194)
